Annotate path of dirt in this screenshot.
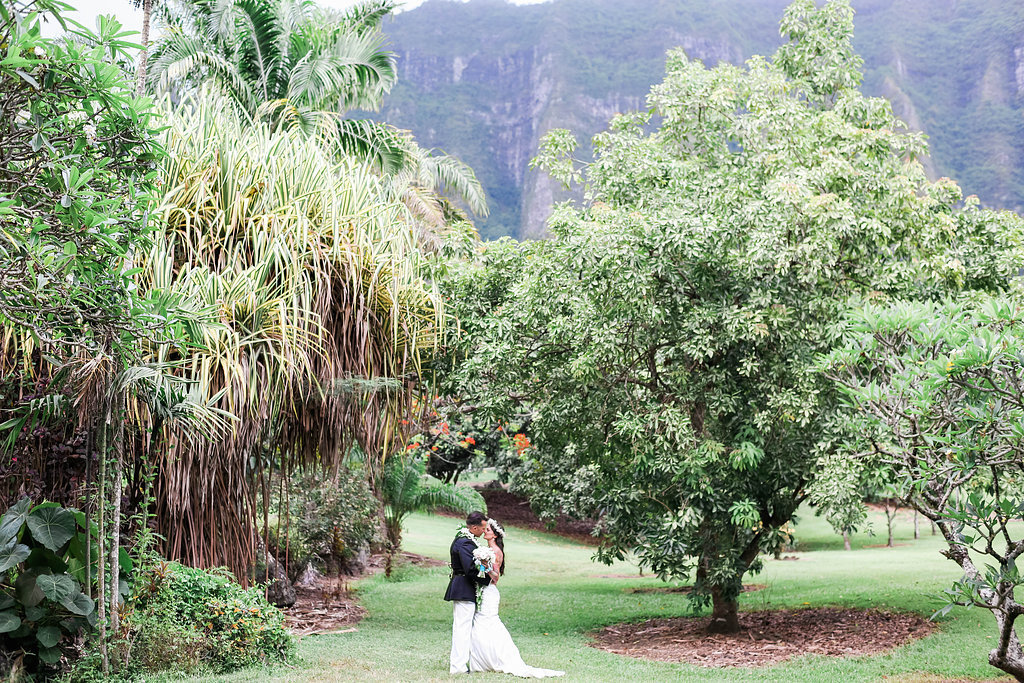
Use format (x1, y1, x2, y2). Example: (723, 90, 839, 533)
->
(591, 607, 936, 668)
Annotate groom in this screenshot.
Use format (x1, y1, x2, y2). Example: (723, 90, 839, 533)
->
(444, 511, 490, 674)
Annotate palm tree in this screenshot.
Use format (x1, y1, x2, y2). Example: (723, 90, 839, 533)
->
(148, 0, 405, 171)
(147, 0, 488, 216)
(380, 453, 484, 577)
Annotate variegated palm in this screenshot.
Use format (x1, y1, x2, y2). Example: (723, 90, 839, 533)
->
(142, 95, 444, 575)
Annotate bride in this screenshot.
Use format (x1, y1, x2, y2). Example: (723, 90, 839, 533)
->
(469, 519, 565, 678)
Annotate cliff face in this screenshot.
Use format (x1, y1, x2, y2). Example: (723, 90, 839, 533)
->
(378, 0, 1024, 239)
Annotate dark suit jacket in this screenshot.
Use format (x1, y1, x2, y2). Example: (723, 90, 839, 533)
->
(443, 535, 489, 602)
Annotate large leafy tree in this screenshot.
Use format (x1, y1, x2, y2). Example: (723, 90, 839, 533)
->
(446, 0, 1024, 633)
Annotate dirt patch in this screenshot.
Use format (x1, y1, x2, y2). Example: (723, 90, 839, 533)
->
(441, 484, 602, 545)
(284, 576, 366, 637)
(626, 584, 765, 595)
(283, 551, 443, 636)
(591, 607, 936, 668)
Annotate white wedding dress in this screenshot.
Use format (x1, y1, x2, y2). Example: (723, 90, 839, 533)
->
(469, 584, 565, 678)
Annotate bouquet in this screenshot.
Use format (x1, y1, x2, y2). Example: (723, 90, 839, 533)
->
(472, 546, 496, 577)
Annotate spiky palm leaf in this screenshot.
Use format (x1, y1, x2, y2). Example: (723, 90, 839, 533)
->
(380, 454, 484, 574)
(143, 94, 444, 576)
(148, 0, 397, 169)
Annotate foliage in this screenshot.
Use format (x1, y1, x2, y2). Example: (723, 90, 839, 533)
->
(822, 296, 1024, 678)
(402, 399, 506, 484)
(145, 94, 443, 576)
(0, 498, 105, 677)
(449, 0, 1024, 633)
(147, 0, 488, 226)
(270, 467, 381, 576)
(72, 561, 292, 679)
(379, 454, 484, 577)
(0, 1, 164, 360)
(148, 0, 403, 170)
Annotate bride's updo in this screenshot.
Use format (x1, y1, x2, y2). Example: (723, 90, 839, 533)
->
(488, 519, 506, 575)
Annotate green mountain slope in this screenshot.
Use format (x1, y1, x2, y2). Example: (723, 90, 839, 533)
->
(377, 0, 1024, 239)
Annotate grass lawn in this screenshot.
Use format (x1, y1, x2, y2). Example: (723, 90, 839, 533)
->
(184, 505, 1012, 682)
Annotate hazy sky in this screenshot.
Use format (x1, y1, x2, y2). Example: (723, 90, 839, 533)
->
(63, 0, 553, 36)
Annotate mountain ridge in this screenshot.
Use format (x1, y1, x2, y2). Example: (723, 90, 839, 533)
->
(376, 0, 1024, 239)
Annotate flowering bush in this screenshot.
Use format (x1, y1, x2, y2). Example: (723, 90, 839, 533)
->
(70, 562, 294, 679)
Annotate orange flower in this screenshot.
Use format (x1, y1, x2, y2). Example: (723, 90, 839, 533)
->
(465, 436, 476, 445)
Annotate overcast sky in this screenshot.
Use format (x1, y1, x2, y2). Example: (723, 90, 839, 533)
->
(62, 0, 553, 36)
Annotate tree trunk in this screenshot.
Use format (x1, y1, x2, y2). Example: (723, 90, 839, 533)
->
(843, 531, 851, 551)
(885, 500, 895, 547)
(108, 404, 124, 647)
(913, 510, 919, 540)
(708, 586, 740, 634)
(96, 421, 109, 676)
(135, 0, 152, 96)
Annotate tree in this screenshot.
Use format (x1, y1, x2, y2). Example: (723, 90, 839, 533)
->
(446, 0, 1024, 633)
(147, 0, 488, 221)
(0, 2, 162, 360)
(148, 0, 403, 170)
(145, 94, 447, 577)
(380, 453, 484, 577)
(823, 296, 1024, 679)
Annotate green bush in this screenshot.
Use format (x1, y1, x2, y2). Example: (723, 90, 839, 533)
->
(71, 561, 294, 680)
(0, 498, 109, 679)
(271, 467, 380, 576)
(139, 562, 292, 672)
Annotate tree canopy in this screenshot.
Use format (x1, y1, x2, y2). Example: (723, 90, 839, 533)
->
(446, 0, 1024, 632)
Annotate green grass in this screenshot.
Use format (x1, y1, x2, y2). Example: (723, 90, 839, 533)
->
(175, 505, 1013, 682)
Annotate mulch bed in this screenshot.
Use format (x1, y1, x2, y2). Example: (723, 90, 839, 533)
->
(625, 583, 765, 595)
(591, 608, 937, 668)
(284, 576, 366, 637)
(283, 551, 444, 637)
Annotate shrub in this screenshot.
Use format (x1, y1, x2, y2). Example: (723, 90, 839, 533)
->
(70, 561, 294, 680)
(271, 467, 380, 576)
(0, 498, 110, 679)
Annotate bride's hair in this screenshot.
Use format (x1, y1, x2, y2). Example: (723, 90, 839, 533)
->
(494, 535, 506, 576)
(488, 519, 506, 575)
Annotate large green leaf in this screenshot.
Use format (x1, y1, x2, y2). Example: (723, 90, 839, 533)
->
(25, 546, 68, 573)
(25, 605, 47, 621)
(0, 497, 31, 543)
(36, 624, 60, 648)
(15, 571, 43, 607)
(36, 574, 75, 604)
(61, 591, 94, 617)
(38, 645, 61, 664)
(0, 539, 30, 573)
(26, 506, 75, 552)
(0, 610, 20, 634)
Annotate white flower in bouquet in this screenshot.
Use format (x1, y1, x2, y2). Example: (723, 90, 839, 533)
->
(472, 546, 496, 577)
